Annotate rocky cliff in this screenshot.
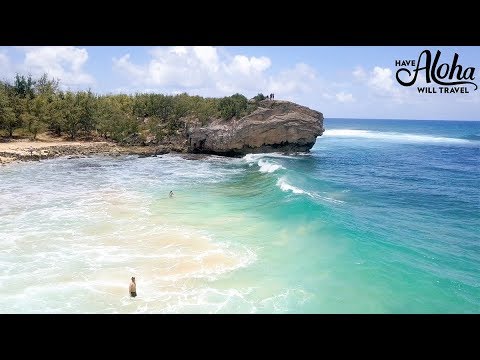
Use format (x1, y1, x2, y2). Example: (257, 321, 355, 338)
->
(187, 100, 324, 156)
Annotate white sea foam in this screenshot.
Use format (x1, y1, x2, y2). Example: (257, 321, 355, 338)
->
(276, 177, 345, 204)
(0, 221, 258, 313)
(323, 129, 474, 145)
(276, 177, 307, 194)
(0, 167, 259, 313)
(257, 159, 285, 173)
(259, 288, 313, 313)
(311, 193, 345, 204)
(243, 154, 286, 173)
(243, 153, 300, 163)
(243, 153, 263, 163)
(0, 156, 318, 313)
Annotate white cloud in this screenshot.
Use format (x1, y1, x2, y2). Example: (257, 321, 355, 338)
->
(368, 67, 394, 92)
(19, 46, 94, 87)
(268, 63, 317, 95)
(342, 64, 478, 119)
(169, 46, 187, 56)
(193, 46, 220, 72)
(336, 91, 355, 103)
(115, 47, 218, 89)
(226, 55, 270, 76)
(113, 54, 146, 82)
(113, 46, 314, 98)
(365, 66, 406, 103)
(353, 66, 367, 80)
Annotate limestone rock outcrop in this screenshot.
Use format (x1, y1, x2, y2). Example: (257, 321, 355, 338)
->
(187, 100, 324, 156)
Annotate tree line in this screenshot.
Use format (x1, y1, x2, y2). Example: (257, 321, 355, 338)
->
(0, 74, 260, 142)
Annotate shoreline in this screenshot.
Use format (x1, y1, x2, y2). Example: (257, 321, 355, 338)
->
(0, 139, 177, 166)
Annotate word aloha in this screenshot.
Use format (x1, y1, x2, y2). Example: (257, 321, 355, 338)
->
(395, 50, 477, 93)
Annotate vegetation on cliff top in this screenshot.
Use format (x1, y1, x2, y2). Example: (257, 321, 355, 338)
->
(0, 74, 264, 143)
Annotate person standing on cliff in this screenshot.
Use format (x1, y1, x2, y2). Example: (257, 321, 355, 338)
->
(129, 277, 137, 297)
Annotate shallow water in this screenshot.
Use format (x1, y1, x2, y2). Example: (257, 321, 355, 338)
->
(0, 119, 479, 313)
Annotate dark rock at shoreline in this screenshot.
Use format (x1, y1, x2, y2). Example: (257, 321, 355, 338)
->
(177, 153, 214, 161)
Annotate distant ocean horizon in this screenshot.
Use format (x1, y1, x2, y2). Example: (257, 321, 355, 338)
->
(0, 118, 478, 313)
(328, 117, 480, 122)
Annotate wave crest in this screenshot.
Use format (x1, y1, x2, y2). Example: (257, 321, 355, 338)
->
(243, 154, 286, 173)
(258, 159, 285, 173)
(276, 177, 345, 204)
(276, 178, 308, 194)
(324, 129, 475, 145)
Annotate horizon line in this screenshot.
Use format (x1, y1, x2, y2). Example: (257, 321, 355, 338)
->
(325, 117, 480, 122)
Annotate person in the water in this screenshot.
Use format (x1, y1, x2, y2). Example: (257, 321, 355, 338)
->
(169, 191, 174, 198)
(129, 276, 137, 297)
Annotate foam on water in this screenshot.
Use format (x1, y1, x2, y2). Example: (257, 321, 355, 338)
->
(243, 153, 300, 162)
(243, 154, 287, 174)
(257, 159, 285, 173)
(0, 161, 259, 313)
(324, 129, 476, 145)
(2, 118, 479, 313)
(277, 177, 308, 194)
(276, 177, 345, 204)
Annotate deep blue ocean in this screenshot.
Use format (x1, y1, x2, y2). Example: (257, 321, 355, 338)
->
(0, 119, 478, 313)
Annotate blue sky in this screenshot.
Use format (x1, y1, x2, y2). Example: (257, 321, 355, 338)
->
(1, 46, 479, 120)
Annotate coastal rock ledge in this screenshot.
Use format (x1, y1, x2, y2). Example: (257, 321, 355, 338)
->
(187, 100, 324, 156)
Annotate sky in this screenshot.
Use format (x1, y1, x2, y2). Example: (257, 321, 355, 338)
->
(0, 46, 479, 120)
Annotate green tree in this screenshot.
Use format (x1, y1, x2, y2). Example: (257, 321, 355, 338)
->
(77, 90, 96, 134)
(218, 93, 248, 119)
(133, 93, 148, 118)
(13, 74, 36, 99)
(94, 96, 138, 141)
(35, 73, 59, 97)
(27, 95, 50, 139)
(253, 93, 266, 101)
(48, 92, 66, 136)
(148, 94, 174, 119)
(32, 75, 61, 137)
(147, 116, 165, 142)
(0, 87, 17, 137)
(63, 92, 82, 140)
(95, 97, 119, 139)
(1, 73, 260, 142)
(218, 97, 236, 119)
(230, 93, 248, 117)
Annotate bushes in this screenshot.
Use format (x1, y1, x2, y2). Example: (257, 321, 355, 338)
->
(218, 93, 248, 119)
(0, 73, 259, 140)
(253, 93, 267, 101)
(0, 86, 17, 137)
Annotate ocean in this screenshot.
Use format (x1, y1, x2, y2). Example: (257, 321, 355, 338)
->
(0, 119, 478, 313)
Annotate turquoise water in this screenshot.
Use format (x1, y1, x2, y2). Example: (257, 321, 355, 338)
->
(0, 119, 479, 313)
